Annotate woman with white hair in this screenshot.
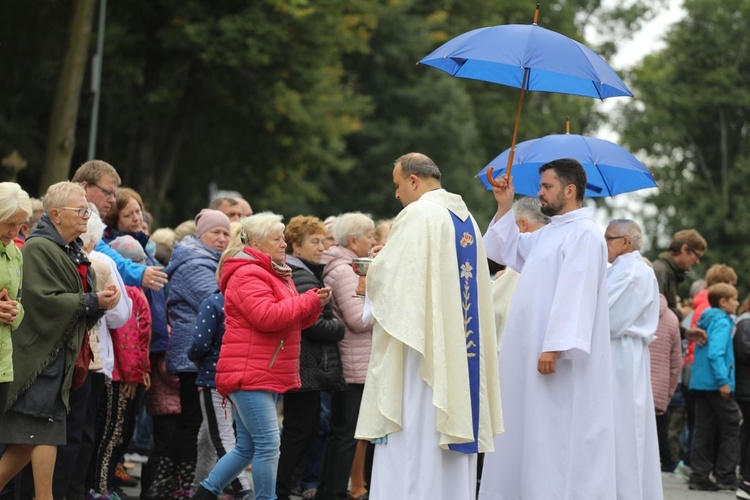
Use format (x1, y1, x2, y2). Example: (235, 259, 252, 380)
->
(0, 182, 32, 414)
(193, 212, 332, 500)
(0, 182, 120, 500)
(317, 212, 375, 500)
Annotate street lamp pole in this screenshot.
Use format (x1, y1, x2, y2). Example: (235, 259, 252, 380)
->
(87, 0, 107, 160)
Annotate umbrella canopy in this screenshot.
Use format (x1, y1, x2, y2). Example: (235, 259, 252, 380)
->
(419, 7, 633, 182)
(476, 133, 658, 198)
(419, 24, 633, 100)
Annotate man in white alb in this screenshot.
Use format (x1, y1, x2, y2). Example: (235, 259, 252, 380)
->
(605, 219, 663, 499)
(479, 158, 616, 499)
(491, 197, 548, 350)
(355, 152, 503, 500)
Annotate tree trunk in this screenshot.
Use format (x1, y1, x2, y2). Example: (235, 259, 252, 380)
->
(39, 0, 97, 193)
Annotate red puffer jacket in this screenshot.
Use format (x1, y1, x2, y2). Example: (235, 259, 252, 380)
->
(216, 247, 323, 396)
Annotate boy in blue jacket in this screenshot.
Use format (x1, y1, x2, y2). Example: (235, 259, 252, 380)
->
(688, 283, 741, 491)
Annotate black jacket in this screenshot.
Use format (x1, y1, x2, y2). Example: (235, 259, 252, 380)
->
(288, 256, 346, 391)
(734, 314, 750, 401)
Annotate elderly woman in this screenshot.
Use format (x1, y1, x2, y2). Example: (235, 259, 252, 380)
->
(0, 182, 119, 500)
(0, 183, 32, 414)
(317, 211, 375, 500)
(276, 216, 345, 500)
(158, 208, 230, 498)
(193, 212, 331, 500)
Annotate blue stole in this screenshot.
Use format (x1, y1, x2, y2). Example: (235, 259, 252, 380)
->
(448, 212, 481, 454)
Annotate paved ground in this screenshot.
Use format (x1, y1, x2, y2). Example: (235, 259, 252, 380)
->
(121, 463, 738, 500)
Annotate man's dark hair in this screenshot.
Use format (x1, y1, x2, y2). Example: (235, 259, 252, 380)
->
(209, 197, 238, 210)
(538, 158, 586, 203)
(394, 152, 441, 181)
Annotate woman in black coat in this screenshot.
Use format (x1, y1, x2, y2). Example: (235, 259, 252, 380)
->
(276, 216, 345, 500)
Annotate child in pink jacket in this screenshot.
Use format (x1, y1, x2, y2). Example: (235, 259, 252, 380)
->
(91, 235, 152, 496)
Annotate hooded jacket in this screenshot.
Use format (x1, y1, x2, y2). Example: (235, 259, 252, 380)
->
(215, 247, 323, 396)
(691, 307, 735, 392)
(165, 235, 221, 374)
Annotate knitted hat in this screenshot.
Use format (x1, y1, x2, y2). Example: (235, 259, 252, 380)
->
(109, 235, 147, 263)
(194, 209, 231, 239)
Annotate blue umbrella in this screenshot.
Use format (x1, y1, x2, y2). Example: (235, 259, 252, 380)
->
(476, 133, 658, 197)
(419, 6, 633, 181)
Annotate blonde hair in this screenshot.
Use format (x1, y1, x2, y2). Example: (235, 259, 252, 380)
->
(71, 159, 122, 185)
(216, 246, 243, 282)
(228, 221, 243, 248)
(705, 264, 737, 286)
(0, 182, 32, 222)
(240, 212, 284, 247)
(708, 283, 737, 308)
(174, 220, 196, 242)
(43, 181, 86, 211)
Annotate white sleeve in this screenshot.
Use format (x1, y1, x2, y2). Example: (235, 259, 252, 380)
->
(104, 255, 133, 329)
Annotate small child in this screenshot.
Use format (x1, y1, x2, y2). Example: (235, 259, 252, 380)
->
(91, 235, 153, 497)
(688, 282, 741, 491)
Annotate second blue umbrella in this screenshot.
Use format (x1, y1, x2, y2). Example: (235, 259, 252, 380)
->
(477, 133, 658, 197)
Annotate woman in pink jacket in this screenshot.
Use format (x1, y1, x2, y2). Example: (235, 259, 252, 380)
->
(193, 212, 331, 500)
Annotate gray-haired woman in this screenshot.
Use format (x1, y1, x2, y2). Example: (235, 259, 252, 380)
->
(0, 182, 120, 500)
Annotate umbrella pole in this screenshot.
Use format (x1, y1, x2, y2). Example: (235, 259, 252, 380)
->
(505, 68, 529, 179)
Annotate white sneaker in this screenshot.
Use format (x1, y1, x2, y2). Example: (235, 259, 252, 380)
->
(674, 460, 691, 481)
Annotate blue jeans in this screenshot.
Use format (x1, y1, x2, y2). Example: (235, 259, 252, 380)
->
(201, 390, 280, 500)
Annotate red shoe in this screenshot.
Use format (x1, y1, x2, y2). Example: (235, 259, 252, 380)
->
(115, 464, 138, 487)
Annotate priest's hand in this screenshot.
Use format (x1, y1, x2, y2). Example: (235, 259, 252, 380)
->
(491, 174, 515, 219)
(686, 327, 707, 346)
(537, 351, 559, 375)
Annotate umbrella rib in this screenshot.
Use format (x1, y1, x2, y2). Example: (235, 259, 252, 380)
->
(581, 137, 613, 196)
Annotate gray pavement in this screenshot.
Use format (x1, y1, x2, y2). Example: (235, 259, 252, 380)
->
(662, 471, 739, 500)
(120, 462, 737, 500)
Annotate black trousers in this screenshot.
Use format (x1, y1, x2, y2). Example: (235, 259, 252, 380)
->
(69, 372, 105, 497)
(315, 384, 363, 500)
(140, 414, 178, 499)
(689, 390, 741, 484)
(276, 390, 321, 500)
(53, 372, 91, 499)
(656, 410, 674, 471)
(173, 372, 202, 463)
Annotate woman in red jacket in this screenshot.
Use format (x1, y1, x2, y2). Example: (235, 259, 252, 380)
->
(193, 212, 332, 500)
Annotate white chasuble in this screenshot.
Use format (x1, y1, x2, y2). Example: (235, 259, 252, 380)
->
(356, 189, 503, 500)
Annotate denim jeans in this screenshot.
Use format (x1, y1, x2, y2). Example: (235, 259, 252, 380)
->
(201, 390, 280, 500)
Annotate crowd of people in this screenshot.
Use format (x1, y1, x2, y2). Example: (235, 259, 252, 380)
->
(0, 152, 746, 500)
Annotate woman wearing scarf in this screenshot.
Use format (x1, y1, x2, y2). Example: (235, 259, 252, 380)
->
(276, 215, 345, 500)
(193, 212, 331, 500)
(0, 182, 120, 500)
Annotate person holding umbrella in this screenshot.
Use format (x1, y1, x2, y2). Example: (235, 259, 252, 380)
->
(479, 159, 615, 499)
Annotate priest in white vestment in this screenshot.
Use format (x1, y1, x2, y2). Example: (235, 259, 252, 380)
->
(605, 219, 663, 500)
(491, 197, 548, 351)
(355, 152, 503, 500)
(479, 159, 616, 500)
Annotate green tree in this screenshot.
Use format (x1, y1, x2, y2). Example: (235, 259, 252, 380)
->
(619, 0, 750, 291)
(313, 0, 645, 227)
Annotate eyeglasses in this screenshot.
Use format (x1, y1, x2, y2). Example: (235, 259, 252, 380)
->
(58, 207, 93, 218)
(687, 247, 704, 259)
(91, 183, 116, 200)
(605, 235, 626, 242)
